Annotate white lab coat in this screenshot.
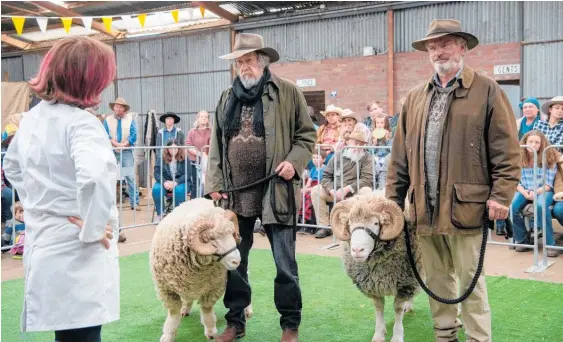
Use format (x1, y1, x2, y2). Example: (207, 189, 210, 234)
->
(3, 101, 120, 332)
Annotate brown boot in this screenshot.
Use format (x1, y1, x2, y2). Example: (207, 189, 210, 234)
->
(215, 325, 245, 342)
(547, 249, 560, 258)
(118, 232, 126, 243)
(281, 329, 299, 342)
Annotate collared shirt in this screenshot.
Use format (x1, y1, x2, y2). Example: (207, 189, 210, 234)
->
(533, 120, 563, 149)
(161, 127, 178, 145)
(520, 165, 557, 190)
(433, 64, 464, 88)
(103, 115, 137, 146)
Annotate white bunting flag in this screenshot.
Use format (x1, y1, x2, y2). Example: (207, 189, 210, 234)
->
(36, 17, 48, 33)
(121, 15, 131, 29)
(81, 17, 93, 32)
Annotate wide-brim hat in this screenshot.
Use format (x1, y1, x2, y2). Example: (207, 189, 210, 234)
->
(341, 108, 368, 123)
(541, 96, 563, 115)
(159, 112, 181, 124)
(109, 97, 130, 112)
(412, 19, 479, 52)
(219, 33, 280, 63)
(345, 130, 368, 144)
(320, 104, 344, 117)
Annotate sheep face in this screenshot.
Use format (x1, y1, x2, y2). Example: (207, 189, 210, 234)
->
(184, 210, 241, 270)
(330, 190, 404, 262)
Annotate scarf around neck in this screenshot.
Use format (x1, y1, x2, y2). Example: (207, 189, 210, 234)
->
(223, 67, 271, 141)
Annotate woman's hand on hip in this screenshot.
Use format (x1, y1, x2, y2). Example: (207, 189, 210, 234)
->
(68, 216, 112, 250)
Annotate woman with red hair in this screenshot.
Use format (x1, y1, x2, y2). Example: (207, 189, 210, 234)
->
(3, 37, 119, 341)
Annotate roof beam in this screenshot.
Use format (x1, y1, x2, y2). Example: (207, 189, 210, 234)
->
(29, 1, 121, 38)
(1, 34, 32, 50)
(2, 3, 45, 16)
(192, 2, 238, 22)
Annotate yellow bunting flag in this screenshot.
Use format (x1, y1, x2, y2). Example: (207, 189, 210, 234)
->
(102, 17, 113, 32)
(61, 17, 72, 33)
(171, 10, 179, 23)
(137, 13, 147, 28)
(200, 6, 205, 18)
(12, 17, 25, 35)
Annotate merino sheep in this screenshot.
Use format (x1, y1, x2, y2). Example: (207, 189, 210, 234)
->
(330, 188, 423, 342)
(150, 198, 242, 342)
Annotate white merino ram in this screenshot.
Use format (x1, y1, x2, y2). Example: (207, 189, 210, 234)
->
(150, 198, 242, 342)
(330, 188, 423, 342)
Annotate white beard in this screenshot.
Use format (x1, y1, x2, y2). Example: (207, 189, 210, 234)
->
(343, 149, 365, 163)
(240, 76, 261, 89)
(432, 56, 462, 75)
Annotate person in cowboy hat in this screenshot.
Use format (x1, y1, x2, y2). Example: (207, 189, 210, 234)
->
(155, 111, 185, 155)
(533, 96, 563, 152)
(311, 129, 373, 238)
(316, 104, 343, 145)
(386, 19, 520, 341)
(103, 97, 141, 212)
(205, 32, 316, 342)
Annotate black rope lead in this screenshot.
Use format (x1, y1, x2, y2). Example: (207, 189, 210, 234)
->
(404, 210, 512, 305)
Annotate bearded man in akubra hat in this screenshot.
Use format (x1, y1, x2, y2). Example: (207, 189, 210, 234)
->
(205, 33, 316, 342)
(386, 19, 520, 342)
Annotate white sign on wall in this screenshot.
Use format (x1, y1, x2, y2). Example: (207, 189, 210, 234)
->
(296, 78, 316, 88)
(493, 64, 520, 75)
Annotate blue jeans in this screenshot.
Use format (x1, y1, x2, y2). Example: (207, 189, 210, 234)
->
(511, 192, 555, 246)
(152, 182, 187, 215)
(115, 151, 139, 207)
(1, 186, 13, 223)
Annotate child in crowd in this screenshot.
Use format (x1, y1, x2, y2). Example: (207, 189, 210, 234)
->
(2, 202, 25, 248)
(299, 151, 327, 234)
(372, 114, 393, 190)
(506, 131, 560, 257)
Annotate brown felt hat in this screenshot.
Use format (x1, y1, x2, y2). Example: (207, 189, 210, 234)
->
(109, 97, 130, 112)
(412, 19, 479, 52)
(219, 33, 279, 63)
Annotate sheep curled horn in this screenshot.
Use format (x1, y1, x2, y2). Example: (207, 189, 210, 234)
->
(184, 210, 241, 255)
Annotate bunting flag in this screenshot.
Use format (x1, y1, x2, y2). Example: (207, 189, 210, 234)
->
(36, 17, 48, 33)
(81, 17, 93, 32)
(137, 13, 147, 28)
(102, 17, 113, 32)
(12, 17, 25, 35)
(200, 6, 206, 18)
(61, 17, 72, 33)
(171, 10, 179, 23)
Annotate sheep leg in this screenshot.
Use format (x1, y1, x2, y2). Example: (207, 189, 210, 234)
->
(180, 298, 194, 317)
(160, 293, 182, 342)
(371, 296, 386, 342)
(200, 305, 217, 340)
(404, 298, 414, 313)
(390, 297, 407, 342)
(244, 303, 253, 319)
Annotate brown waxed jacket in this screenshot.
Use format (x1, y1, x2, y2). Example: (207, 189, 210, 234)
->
(386, 66, 522, 236)
(205, 73, 316, 226)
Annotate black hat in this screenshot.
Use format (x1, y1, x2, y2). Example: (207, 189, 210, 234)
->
(160, 112, 180, 124)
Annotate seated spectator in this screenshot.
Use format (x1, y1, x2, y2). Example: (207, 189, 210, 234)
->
(1, 202, 25, 247)
(333, 109, 368, 154)
(372, 114, 393, 190)
(510, 131, 559, 257)
(299, 151, 327, 234)
(517, 97, 541, 140)
(533, 96, 563, 150)
(311, 130, 374, 239)
(1, 168, 13, 232)
(364, 100, 401, 138)
(316, 104, 342, 146)
(152, 140, 192, 222)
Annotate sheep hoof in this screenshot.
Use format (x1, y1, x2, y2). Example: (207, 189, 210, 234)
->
(244, 304, 253, 319)
(390, 336, 404, 342)
(160, 333, 175, 342)
(204, 327, 218, 340)
(372, 333, 386, 342)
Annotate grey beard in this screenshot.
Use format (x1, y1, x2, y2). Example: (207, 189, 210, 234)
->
(343, 149, 365, 163)
(240, 76, 261, 89)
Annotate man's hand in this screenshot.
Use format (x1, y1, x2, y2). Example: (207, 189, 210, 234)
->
(275, 161, 295, 181)
(210, 192, 228, 201)
(68, 216, 112, 250)
(487, 200, 509, 220)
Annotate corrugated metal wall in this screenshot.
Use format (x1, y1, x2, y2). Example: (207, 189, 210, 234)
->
(1, 56, 23, 82)
(522, 1, 563, 100)
(241, 12, 388, 61)
(394, 1, 521, 52)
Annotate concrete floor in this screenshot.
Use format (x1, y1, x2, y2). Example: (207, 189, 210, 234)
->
(2, 196, 562, 283)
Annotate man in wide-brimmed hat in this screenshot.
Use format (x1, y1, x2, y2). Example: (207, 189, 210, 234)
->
(533, 96, 563, 153)
(205, 33, 316, 342)
(386, 19, 521, 341)
(316, 104, 343, 145)
(156, 111, 185, 152)
(311, 129, 373, 238)
(103, 97, 141, 212)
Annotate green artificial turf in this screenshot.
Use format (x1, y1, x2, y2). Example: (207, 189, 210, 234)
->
(2, 250, 562, 341)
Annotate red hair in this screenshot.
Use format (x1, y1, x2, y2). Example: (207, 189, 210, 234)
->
(29, 37, 116, 108)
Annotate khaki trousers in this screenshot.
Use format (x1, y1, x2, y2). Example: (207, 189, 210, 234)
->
(310, 185, 334, 226)
(420, 233, 492, 342)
